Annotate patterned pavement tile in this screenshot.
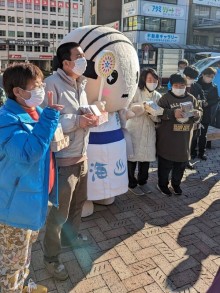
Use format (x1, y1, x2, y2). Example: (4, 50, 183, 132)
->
(30, 141, 220, 292)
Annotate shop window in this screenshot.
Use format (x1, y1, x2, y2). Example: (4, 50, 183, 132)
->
(0, 15, 5, 21)
(26, 32, 32, 38)
(34, 18, 40, 25)
(42, 19, 48, 25)
(26, 46, 32, 52)
(18, 45, 24, 51)
(17, 31, 24, 37)
(34, 46, 41, 52)
(8, 31, 15, 37)
(34, 32, 41, 38)
(25, 3, 32, 9)
(26, 18, 32, 24)
(0, 30, 6, 36)
(161, 18, 175, 33)
(195, 5, 210, 18)
(8, 16, 15, 22)
(17, 17, 23, 23)
(145, 17, 160, 31)
(193, 35, 208, 46)
(42, 33, 48, 39)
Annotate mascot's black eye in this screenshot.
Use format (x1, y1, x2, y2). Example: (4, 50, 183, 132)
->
(136, 71, 139, 84)
(107, 70, 118, 85)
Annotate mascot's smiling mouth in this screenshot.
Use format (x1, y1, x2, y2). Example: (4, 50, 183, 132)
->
(121, 94, 128, 98)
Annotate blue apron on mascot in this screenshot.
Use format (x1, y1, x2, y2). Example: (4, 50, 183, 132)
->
(59, 25, 140, 216)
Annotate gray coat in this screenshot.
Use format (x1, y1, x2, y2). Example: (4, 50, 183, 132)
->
(43, 69, 89, 159)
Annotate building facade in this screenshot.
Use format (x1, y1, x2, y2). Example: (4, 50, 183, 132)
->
(187, 0, 220, 49)
(90, 0, 122, 26)
(0, 0, 83, 71)
(122, 0, 189, 48)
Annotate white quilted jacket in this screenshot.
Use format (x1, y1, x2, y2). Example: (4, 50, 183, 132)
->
(126, 87, 161, 162)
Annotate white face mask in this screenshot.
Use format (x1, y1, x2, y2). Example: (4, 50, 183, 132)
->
(178, 69, 184, 74)
(172, 87, 186, 97)
(21, 87, 45, 107)
(146, 82, 158, 91)
(72, 57, 87, 76)
(186, 79, 194, 86)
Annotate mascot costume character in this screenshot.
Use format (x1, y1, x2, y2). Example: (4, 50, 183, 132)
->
(59, 25, 140, 216)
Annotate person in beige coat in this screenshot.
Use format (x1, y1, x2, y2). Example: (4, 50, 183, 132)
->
(126, 68, 161, 195)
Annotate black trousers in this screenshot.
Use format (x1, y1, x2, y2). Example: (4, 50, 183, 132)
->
(127, 161, 150, 188)
(198, 123, 209, 156)
(157, 156, 187, 188)
(190, 129, 200, 157)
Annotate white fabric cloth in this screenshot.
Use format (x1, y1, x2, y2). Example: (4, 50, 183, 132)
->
(126, 87, 161, 162)
(87, 112, 128, 200)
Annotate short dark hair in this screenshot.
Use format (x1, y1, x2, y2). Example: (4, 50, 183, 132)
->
(138, 68, 159, 90)
(57, 42, 80, 69)
(169, 73, 187, 85)
(183, 66, 199, 79)
(3, 62, 43, 100)
(178, 59, 189, 67)
(202, 67, 217, 76)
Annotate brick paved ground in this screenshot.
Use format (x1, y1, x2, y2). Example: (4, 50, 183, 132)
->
(30, 141, 220, 293)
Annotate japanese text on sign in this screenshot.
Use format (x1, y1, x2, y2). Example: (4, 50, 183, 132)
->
(145, 32, 180, 43)
(143, 3, 185, 18)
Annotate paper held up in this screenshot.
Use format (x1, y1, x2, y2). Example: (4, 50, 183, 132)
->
(51, 123, 69, 152)
(79, 105, 108, 125)
(180, 101, 194, 118)
(143, 101, 164, 116)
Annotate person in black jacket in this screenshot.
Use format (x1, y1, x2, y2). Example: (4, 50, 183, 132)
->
(184, 66, 205, 168)
(197, 67, 219, 160)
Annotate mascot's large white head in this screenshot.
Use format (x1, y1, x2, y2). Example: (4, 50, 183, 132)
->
(59, 25, 140, 113)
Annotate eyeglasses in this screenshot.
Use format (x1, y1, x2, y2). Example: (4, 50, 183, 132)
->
(21, 83, 46, 93)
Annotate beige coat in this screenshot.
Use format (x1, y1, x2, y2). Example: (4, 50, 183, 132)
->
(126, 87, 161, 162)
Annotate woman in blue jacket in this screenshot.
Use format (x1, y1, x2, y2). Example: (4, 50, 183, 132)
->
(0, 63, 63, 293)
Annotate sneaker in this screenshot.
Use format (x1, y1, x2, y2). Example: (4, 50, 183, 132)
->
(157, 184, 172, 196)
(172, 185, 182, 195)
(186, 162, 194, 170)
(129, 186, 144, 195)
(44, 260, 68, 281)
(198, 154, 207, 161)
(23, 279, 47, 293)
(139, 183, 152, 194)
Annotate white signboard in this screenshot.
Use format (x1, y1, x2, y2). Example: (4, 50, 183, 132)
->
(145, 32, 180, 44)
(143, 3, 185, 18)
(193, 0, 220, 7)
(124, 3, 136, 17)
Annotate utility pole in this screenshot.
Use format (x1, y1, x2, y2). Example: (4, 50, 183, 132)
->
(68, 0, 71, 32)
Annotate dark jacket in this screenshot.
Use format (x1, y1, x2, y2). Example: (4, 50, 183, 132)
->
(188, 82, 205, 103)
(157, 91, 202, 162)
(197, 77, 219, 125)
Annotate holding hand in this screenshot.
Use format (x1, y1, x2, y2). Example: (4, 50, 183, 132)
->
(193, 110, 200, 118)
(47, 91, 64, 111)
(79, 113, 98, 128)
(174, 108, 184, 119)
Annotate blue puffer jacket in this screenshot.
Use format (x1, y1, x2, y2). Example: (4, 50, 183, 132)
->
(0, 99, 59, 231)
